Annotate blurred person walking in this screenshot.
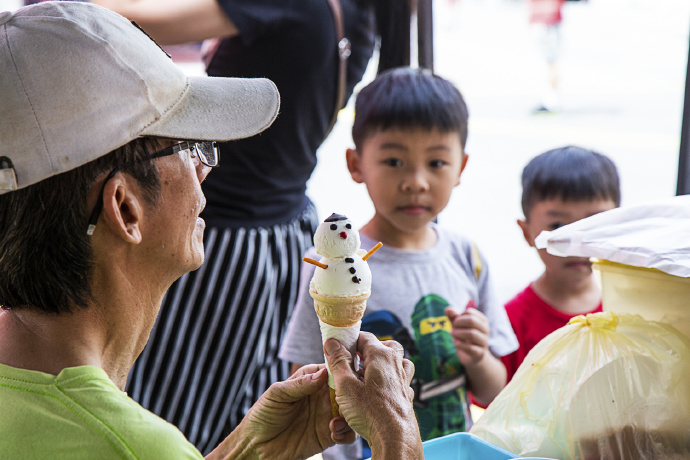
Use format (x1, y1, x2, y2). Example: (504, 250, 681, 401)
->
(528, 0, 565, 113)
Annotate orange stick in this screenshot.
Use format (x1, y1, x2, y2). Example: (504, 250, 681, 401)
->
(303, 257, 328, 270)
(362, 242, 383, 261)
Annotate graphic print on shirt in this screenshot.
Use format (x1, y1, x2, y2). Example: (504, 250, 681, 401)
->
(361, 294, 468, 441)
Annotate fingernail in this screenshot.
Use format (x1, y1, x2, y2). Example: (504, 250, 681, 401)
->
(334, 420, 348, 433)
(324, 339, 341, 356)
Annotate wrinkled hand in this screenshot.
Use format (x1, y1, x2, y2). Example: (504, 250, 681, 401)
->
(224, 364, 356, 460)
(324, 332, 423, 459)
(445, 305, 491, 367)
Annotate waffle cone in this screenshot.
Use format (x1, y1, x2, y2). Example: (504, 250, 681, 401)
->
(309, 290, 370, 327)
(329, 387, 339, 418)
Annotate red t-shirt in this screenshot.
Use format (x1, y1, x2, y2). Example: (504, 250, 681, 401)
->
(501, 284, 602, 383)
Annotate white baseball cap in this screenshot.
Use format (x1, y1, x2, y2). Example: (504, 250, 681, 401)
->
(0, 1, 280, 194)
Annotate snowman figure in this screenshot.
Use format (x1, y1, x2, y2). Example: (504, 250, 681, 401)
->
(306, 213, 381, 298)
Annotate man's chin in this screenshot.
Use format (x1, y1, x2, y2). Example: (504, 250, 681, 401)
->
(191, 246, 206, 271)
(183, 242, 206, 274)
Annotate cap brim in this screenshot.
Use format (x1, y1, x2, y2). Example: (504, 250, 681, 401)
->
(140, 76, 280, 142)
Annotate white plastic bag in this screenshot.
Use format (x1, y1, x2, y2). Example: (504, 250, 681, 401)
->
(535, 195, 690, 277)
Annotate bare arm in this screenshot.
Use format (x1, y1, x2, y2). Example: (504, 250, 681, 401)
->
(445, 306, 507, 406)
(92, 0, 239, 45)
(462, 349, 506, 407)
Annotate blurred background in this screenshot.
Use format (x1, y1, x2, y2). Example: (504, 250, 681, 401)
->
(3, 0, 689, 304)
(312, 0, 690, 304)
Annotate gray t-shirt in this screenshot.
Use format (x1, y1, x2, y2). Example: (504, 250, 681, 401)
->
(280, 225, 518, 459)
(280, 225, 518, 366)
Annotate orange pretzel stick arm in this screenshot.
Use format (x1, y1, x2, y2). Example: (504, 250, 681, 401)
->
(362, 242, 383, 261)
(303, 257, 328, 270)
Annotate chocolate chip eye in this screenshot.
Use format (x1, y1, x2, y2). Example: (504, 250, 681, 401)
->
(345, 223, 352, 229)
(330, 224, 337, 230)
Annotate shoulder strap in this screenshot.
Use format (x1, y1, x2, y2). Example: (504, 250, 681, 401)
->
(470, 242, 482, 280)
(325, 0, 351, 135)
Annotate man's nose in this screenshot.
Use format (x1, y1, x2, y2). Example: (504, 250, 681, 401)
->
(196, 161, 211, 183)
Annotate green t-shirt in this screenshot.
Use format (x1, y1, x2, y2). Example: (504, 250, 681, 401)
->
(0, 363, 204, 459)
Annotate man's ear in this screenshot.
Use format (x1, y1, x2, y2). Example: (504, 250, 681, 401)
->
(346, 148, 364, 183)
(517, 218, 535, 247)
(101, 174, 144, 244)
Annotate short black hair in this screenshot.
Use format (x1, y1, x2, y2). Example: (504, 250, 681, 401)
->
(521, 145, 621, 218)
(352, 67, 469, 151)
(0, 137, 163, 314)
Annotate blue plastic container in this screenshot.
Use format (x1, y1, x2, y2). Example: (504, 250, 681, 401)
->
(364, 432, 516, 460)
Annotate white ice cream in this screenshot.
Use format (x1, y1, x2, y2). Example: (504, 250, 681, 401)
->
(311, 252, 371, 296)
(310, 214, 372, 297)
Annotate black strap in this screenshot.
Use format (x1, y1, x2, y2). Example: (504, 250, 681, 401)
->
(325, 0, 350, 135)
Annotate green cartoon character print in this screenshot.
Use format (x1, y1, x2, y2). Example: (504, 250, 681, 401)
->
(410, 294, 469, 440)
(360, 295, 473, 441)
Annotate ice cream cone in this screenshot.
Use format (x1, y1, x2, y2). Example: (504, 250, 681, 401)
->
(306, 213, 381, 421)
(310, 290, 370, 327)
(310, 290, 369, 418)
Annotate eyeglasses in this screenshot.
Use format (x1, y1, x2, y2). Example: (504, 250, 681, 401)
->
(150, 141, 219, 168)
(86, 141, 218, 236)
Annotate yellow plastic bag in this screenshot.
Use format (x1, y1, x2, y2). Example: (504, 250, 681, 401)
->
(470, 312, 690, 459)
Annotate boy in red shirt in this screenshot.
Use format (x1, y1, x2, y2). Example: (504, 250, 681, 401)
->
(502, 146, 620, 382)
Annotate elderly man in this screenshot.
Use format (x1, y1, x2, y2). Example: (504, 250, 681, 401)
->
(0, 3, 422, 459)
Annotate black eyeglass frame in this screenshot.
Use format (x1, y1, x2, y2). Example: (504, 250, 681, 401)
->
(86, 141, 218, 236)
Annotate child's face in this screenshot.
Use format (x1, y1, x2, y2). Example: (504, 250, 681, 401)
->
(519, 198, 617, 283)
(346, 127, 467, 235)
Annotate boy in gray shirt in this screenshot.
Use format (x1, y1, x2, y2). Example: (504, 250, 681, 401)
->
(280, 67, 517, 456)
